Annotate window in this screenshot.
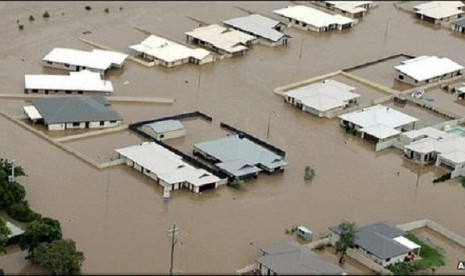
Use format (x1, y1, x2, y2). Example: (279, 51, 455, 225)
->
(64, 64, 70, 68)
(47, 61, 52, 65)
(32, 89, 38, 93)
(110, 120, 117, 123)
(159, 134, 165, 139)
(100, 121, 104, 126)
(72, 122, 80, 127)
(398, 75, 404, 80)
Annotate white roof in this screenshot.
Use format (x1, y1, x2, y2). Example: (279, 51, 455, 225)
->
(23, 105, 42, 120)
(129, 35, 212, 63)
(24, 70, 113, 93)
(116, 142, 220, 187)
(414, 1, 464, 19)
(393, 236, 421, 250)
(401, 126, 453, 140)
(186, 24, 257, 54)
(274, 5, 354, 28)
(326, 1, 372, 14)
(405, 132, 465, 164)
(361, 124, 401, 140)
(43, 48, 128, 71)
(285, 80, 359, 112)
(6, 222, 24, 238)
(394, 56, 464, 82)
(222, 14, 289, 42)
(338, 105, 418, 139)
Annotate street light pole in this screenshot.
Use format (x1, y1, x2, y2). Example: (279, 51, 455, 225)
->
(168, 224, 178, 276)
(267, 111, 277, 139)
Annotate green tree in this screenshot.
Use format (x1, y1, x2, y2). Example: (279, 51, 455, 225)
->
(228, 178, 246, 189)
(0, 158, 27, 183)
(304, 165, 315, 182)
(0, 218, 11, 253)
(335, 221, 358, 265)
(33, 239, 84, 275)
(7, 200, 42, 222)
(0, 181, 26, 208)
(19, 217, 62, 256)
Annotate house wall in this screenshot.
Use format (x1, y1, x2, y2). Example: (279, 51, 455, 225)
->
(42, 61, 105, 75)
(88, 120, 121, 129)
(375, 136, 398, 151)
(48, 123, 65, 131)
(157, 129, 186, 141)
(24, 88, 110, 95)
(395, 70, 463, 86)
(65, 122, 86, 129)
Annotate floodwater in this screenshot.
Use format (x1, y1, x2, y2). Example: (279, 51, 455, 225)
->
(1, 1, 465, 274)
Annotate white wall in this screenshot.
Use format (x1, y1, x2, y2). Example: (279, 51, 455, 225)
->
(48, 123, 65, 131)
(65, 122, 86, 129)
(88, 120, 121, 129)
(156, 129, 186, 141)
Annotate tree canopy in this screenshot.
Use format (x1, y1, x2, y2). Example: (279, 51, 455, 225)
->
(33, 239, 84, 275)
(0, 218, 11, 253)
(19, 217, 63, 255)
(335, 221, 358, 264)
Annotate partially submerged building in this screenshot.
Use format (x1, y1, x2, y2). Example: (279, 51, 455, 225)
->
(24, 70, 113, 94)
(255, 240, 346, 275)
(23, 97, 122, 131)
(42, 47, 128, 75)
(193, 134, 287, 180)
(394, 56, 463, 86)
(329, 221, 421, 267)
(141, 119, 186, 141)
(6, 221, 25, 246)
(222, 14, 291, 47)
(116, 142, 224, 193)
(413, 1, 464, 24)
(452, 18, 465, 33)
(313, 1, 375, 18)
(129, 34, 214, 67)
(273, 5, 354, 32)
(284, 79, 360, 117)
(401, 127, 465, 178)
(338, 105, 418, 148)
(185, 24, 258, 57)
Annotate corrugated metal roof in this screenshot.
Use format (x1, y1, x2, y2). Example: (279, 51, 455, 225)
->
(394, 56, 464, 82)
(43, 48, 128, 71)
(414, 1, 464, 19)
(145, 119, 184, 133)
(222, 14, 289, 42)
(274, 5, 354, 28)
(31, 96, 122, 124)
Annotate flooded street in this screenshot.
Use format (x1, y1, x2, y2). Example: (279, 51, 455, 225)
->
(1, 1, 465, 274)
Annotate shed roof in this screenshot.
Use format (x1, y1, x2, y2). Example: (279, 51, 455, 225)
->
(6, 222, 24, 238)
(25, 70, 113, 93)
(193, 135, 287, 176)
(394, 56, 464, 82)
(186, 24, 256, 54)
(222, 14, 290, 42)
(30, 96, 122, 124)
(116, 142, 221, 187)
(129, 34, 211, 63)
(145, 119, 184, 133)
(43, 47, 128, 71)
(274, 5, 354, 28)
(285, 79, 359, 112)
(255, 240, 345, 275)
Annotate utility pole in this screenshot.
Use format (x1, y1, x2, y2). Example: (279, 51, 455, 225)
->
(168, 224, 178, 275)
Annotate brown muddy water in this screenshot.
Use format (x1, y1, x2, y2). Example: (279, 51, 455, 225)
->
(1, 1, 465, 274)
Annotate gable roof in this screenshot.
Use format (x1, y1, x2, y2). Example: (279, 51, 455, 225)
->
(394, 56, 464, 82)
(256, 240, 345, 274)
(43, 47, 128, 71)
(30, 96, 122, 124)
(274, 5, 354, 28)
(129, 34, 212, 63)
(145, 120, 185, 133)
(216, 159, 262, 177)
(185, 24, 257, 54)
(25, 70, 114, 93)
(222, 14, 290, 42)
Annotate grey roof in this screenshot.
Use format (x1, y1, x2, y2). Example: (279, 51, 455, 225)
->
(193, 134, 287, 176)
(223, 14, 290, 42)
(145, 120, 184, 133)
(255, 240, 345, 275)
(216, 159, 261, 177)
(31, 96, 123, 124)
(329, 221, 410, 260)
(455, 18, 465, 28)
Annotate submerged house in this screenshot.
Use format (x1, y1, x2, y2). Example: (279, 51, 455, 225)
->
(284, 79, 360, 117)
(222, 14, 291, 47)
(24, 70, 113, 95)
(23, 97, 122, 131)
(452, 18, 465, 33)
(394, 56, 463, 86)
(338, 105, 418, 148)
(116, 142, 224, 193)
(193, 134, 287, 180)
(329, 221, 421, 267)
(129, 34, 214, 67)
(313, 1, 375, 18)
(42, 47, 128, 75)
(255, 240, 346, 275)
(413, 1, 464, 24)
(141, 119, 186, 141)
(185, 24, 258, 57)
(273, 5, 354, 32)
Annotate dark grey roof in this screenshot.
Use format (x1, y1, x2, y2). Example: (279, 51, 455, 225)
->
(455, 18, 465, 28)
(31, 96, 123, 124)
(216, 159, 261, 177)
(329, 221, 411, 260)
(255, 240, 345, 275)
(145, 120, 184, 133)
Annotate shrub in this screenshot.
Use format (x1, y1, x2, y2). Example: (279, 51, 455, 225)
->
(304, 165, 315, 182)
(432, 172, 451, 183)
(7, 200, 42, 222)
(119, 6, 123, 11)
(228, 178, 246, 190)
(18, 24, 24, 30)
(28, 15, 35, 21)
(314, 242, 327, 251)
(43, 11, 50, 18)
(85, 5, 92, 11)
(104, 8, 109, 13)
